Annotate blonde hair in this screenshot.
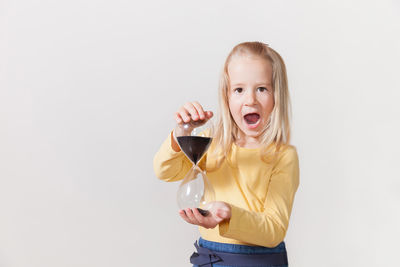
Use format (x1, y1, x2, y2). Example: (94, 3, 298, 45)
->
(209, 41, 291, 163)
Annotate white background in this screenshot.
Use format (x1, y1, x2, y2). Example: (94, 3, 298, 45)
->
(1, 0, 399, 266)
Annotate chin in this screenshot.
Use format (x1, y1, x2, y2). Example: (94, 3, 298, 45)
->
(238, 127, 262, 138)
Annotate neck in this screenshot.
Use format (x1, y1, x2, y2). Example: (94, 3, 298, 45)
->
(235, 134, 261, 149)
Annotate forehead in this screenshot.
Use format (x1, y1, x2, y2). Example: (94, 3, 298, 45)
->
(228, 56, 272, 85)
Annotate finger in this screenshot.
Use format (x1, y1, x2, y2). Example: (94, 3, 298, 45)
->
(178, 106, 191, 123)
(192, 102, 205, 120)
(179, 209, 186, 216)
(175, 112, 183, 124)
(185, 208, 197, 223)
(192, 208, 205, 224)
(179, 210, 192, 224)
(183, 102, 200, 121)
(205, 111, 214, 119)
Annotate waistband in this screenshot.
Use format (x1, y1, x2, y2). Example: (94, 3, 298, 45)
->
(190, 239, 288, 267)
(199, 237, 287, 253)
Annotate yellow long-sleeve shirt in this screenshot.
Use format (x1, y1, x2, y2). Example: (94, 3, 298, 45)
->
(153, 131, 300, 248)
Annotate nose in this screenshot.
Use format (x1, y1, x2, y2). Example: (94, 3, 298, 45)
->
(244, 89, 256, 106)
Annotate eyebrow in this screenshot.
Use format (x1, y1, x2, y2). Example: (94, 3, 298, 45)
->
(231, 82, 272, 87)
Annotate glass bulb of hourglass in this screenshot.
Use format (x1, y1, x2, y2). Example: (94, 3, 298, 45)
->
(175, 118, 215, 216)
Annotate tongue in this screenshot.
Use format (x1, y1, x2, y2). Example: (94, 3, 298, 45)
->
(244, 113, 260, 124)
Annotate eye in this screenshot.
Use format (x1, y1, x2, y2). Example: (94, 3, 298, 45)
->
(234, 87, 243, 93)
(257, 87, 268, 92)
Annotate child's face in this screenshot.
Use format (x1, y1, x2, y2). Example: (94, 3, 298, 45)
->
(227, 56, 274, 141)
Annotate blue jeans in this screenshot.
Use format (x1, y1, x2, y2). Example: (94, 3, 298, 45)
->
(192, 237, 289, 267)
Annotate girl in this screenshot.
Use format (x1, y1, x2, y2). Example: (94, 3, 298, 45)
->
(153, 41, 299, 267)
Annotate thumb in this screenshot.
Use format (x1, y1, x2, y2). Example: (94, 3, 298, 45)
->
(205, 111, 213, 119)
(216, 210, 229, 220)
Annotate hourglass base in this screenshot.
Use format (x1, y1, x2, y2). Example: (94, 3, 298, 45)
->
(197, 208, 210, 216)
(183, 208, 210, 217)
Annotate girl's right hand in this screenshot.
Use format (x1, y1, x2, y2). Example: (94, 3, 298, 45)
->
(175, 101, 213, 125)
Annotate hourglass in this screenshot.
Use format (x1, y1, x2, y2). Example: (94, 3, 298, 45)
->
(174, 118, 215, 216)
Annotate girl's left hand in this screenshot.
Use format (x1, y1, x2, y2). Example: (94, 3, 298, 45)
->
(178, 201, 231, 229)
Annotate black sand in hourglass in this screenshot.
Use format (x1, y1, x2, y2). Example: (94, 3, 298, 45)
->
(176, 136, 212, 164)
(176, 136, 212, 216)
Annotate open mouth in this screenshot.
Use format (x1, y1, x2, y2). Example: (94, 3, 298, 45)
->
(244, 113, 260, 125)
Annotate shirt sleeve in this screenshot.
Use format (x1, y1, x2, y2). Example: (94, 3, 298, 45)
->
(218, 146, 300, 247)
(153, 131, 193, 182)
